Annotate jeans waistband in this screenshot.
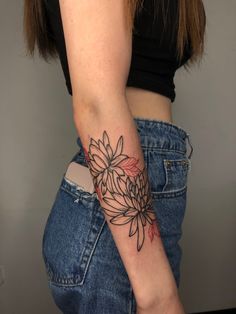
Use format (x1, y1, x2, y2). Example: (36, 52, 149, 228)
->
(134, 118, 193, 158)
(76, 117, 193, 159)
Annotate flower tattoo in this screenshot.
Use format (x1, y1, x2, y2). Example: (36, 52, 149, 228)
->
(83, 130, 160, 252)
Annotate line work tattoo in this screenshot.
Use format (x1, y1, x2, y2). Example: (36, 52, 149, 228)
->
(83, 131, 160, 252)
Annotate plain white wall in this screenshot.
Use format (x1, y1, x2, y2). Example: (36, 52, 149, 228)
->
(0, 0, 235, 313)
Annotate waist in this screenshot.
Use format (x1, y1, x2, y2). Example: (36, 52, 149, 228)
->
(125, 87, 173, 122)
(134, 117, 189, 154)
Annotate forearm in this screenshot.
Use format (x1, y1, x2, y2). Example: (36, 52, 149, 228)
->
(73, 94, 179, 308)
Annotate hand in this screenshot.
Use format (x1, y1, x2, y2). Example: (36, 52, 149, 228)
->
(136, 294, 185, 314)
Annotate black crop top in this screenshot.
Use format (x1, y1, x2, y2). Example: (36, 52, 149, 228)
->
(44, 0, 192, 102)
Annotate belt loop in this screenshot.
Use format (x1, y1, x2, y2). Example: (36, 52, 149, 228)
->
(186, 133, 193, 159)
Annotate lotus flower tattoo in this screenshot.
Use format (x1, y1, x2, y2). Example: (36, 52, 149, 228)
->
(83, 130, 160, 251)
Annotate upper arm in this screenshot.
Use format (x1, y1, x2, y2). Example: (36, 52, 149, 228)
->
(59, 0, 132, 107)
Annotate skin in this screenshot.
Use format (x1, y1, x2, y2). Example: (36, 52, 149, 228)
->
(59, 0, 183, 312)
(125, 86, 173, 123)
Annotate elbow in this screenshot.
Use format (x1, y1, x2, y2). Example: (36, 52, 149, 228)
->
(72, 89, 127, 125)
(71, 73, 127, 119)
(72, 97, 99, 133)
(72, 93, 100, 118)
(72, 92, 105, 132)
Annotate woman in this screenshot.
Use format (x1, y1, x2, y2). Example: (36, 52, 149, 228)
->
(23, 0, 206, 313)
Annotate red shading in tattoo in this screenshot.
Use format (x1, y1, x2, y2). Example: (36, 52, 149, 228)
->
(83, 145, 90, 163)
(119, 157, 140, 177)
(148, 219, 160, 242)
(95, 186, 102, 202)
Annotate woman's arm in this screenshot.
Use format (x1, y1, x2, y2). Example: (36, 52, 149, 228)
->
(59, 0, 181, 310)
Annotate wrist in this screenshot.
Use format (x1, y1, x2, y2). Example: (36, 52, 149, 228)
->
(137, 291, 184, 314)
(135, 284, 179, 312)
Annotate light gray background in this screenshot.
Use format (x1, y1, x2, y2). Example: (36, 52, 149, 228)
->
(0, 0, 235, 313)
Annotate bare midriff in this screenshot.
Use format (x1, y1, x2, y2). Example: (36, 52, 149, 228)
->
(125, 86, 173, 123)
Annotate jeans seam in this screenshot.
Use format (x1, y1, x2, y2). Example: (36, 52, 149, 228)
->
(186, 134, 194, 159)
(142, 147, 187, 155)
(129, 285, 134, 314)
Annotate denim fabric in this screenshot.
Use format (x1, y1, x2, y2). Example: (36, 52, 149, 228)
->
(42, 117, 193, 314)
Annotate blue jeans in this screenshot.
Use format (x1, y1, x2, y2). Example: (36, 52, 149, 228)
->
(42, 117, 193, 314)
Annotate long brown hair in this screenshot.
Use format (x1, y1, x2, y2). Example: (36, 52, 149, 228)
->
(23, 0, 206, 67)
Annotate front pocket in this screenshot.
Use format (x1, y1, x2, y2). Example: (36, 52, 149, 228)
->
(146, 149, 191, 198)
(42, 178, 105, 287)
(162, 158, 191, 193)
